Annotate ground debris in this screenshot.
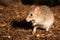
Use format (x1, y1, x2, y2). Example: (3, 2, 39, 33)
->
(0, 3, 60, 40)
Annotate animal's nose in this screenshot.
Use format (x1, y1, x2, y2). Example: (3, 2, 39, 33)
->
(26, 18, 28, 22)
(26, 18, 29, 22)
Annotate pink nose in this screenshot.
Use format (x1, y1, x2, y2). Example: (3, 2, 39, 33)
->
(26, 18, 30, 22)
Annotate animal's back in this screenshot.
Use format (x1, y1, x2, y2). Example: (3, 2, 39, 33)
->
(39, 5, 54, 27)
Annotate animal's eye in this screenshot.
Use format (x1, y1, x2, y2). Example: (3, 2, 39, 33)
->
(30, 14, 32, 16)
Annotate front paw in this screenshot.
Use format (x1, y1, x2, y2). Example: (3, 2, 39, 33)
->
(33, 23, 37, 26)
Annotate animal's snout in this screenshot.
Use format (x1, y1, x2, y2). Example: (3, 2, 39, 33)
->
(26, 17, 30, 22)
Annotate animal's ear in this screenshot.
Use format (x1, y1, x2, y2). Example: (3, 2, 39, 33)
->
(34, 6, 40, 13)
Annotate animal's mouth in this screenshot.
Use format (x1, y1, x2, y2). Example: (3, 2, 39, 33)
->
(31, 20, 37, 26)
(31, 20, 35, 23)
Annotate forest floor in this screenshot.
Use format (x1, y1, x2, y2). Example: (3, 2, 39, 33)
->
(0, 2, 60, 40)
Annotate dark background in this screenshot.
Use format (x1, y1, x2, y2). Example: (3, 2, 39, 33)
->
(0, 0, 60, 7)
(21, 0, 60, 6)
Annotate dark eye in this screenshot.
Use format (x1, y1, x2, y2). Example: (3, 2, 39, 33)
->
(30, 14, 32, 16)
